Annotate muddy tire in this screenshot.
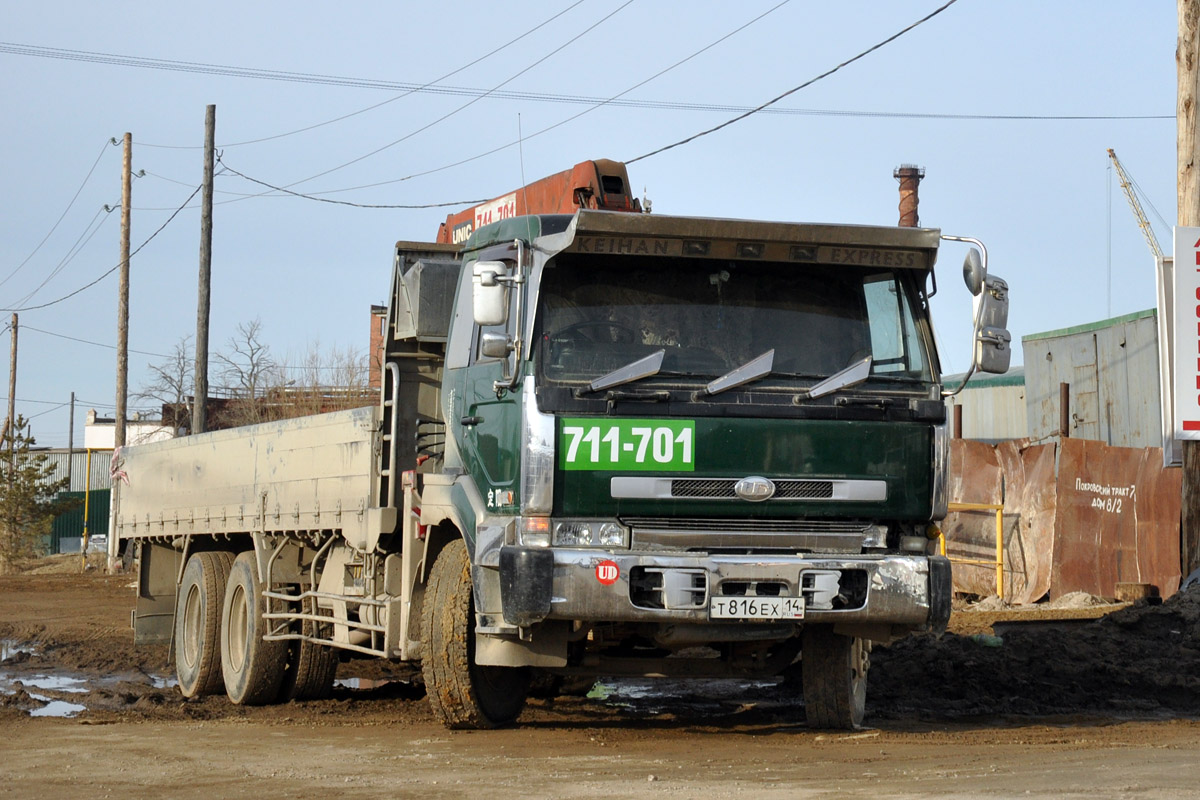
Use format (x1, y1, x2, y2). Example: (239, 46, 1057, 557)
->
(175, 551, 234, 698)
(802, 626, 869, 729)
(278, 615, 339, 702)
(220, 551, 288, 705)
(421, 539, 530, 728)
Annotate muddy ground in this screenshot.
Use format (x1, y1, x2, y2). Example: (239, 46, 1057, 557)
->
(3, 560, 1200, 798)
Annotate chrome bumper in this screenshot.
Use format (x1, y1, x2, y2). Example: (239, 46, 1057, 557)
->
(499, 546, 949, 631)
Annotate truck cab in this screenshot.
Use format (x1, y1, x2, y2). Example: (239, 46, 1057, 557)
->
(411, 209, 1010, 728)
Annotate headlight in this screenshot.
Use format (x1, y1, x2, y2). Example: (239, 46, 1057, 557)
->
(551, 520, 629, 548)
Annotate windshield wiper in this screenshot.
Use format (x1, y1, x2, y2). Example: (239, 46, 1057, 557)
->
(576, 349, 665, 395)
(793, 355, 873, 403)
(694, 350, 775, 399)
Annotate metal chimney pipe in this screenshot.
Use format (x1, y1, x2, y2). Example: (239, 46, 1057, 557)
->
(894, 164, 925, 227)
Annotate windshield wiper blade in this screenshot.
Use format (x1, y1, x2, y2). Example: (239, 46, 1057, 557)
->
(578, 349, 665, 394)
(695, 350, 775, 399)
(794, 356, 873, 402)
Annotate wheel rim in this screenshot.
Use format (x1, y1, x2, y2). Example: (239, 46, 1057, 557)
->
(182, 583, 202, 669)
(228, 584, 249, 672)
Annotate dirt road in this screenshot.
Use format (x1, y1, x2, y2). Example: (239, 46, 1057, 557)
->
(3, 565, 1200, 798)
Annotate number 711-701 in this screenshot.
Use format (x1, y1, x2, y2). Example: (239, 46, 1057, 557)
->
(559, 419, 695, 471)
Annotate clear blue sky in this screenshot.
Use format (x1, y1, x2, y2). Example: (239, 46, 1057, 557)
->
(1, 1, 1177, 447)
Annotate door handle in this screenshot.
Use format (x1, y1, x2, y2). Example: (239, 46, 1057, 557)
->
(460, 415, 484, 426)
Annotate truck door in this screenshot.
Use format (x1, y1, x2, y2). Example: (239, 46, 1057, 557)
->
(457, 288, 522, 522)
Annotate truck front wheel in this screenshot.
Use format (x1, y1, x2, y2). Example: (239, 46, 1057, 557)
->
(220, 551, 288, 705)
(421, 538, 530, 728)
(176, 551, 235, 698)
(802, 625, 869, 729)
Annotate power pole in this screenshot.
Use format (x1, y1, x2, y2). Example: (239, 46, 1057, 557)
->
(67, 391, 75, 489)
(6, 312, 16, 457)
(115, 132, 132, 449)
(193, 105, 215, 435)
(1179, 0, 1200, 576)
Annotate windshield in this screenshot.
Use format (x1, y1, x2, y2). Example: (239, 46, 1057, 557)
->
(535, 254, 933, 389)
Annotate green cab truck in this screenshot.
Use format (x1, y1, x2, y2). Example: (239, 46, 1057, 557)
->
(116, 194, 1010, 729)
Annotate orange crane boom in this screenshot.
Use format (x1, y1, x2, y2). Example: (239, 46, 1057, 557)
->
(435, 159, 642, 245)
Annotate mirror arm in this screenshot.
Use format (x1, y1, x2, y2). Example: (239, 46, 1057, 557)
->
(940, 235, 988, 277)
(493, 238, 527, 395)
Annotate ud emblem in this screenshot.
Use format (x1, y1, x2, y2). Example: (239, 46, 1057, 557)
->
(734, 476, 776, 502)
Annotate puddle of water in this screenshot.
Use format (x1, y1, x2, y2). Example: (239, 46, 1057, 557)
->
(28, 695, 87, 718)
(335, 677, 395, 690)
(14, 674, 88, 693)
(587, 677, 782, 714)
(0, 639, 36, 660)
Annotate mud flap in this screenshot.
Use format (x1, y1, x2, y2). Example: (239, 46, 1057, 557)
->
(134, 541, 182, 644)
(928, 555, 952, 634)
(499, 546, 553, 627)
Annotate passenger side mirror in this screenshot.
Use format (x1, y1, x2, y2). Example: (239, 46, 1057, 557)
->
(472, 260, 510, 326)
(973, 274, 1011, 374)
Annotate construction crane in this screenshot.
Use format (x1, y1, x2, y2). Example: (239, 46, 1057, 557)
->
(1107, 148, 1164, 260)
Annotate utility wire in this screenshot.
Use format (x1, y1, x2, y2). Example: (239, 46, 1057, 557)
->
(27, 401, 70, 420)
(143, 2, 586, 150)
(0, 139, 114, 290)
(220, 0, 794, 201)
(6, 182, 202, 313)
(217, 158, 487, 208)
(628, 0, 960, 163)
(279, 0, 637, 191)
(21, 324, 169, 358)
(1, 40, 1169, 127)
(8, 203, 116, 309)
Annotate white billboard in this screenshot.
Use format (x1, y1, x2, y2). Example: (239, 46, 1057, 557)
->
(1172, 227, 1200, 447)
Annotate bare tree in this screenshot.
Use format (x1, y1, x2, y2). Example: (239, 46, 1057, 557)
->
(272, 340, 373, 420)
(215, 318, 284, 427)
(136, 335, 193, 433)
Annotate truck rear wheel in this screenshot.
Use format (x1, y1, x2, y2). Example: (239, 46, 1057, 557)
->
(278, 615, 339, 702)
(802, 626, 869, 729)
(176, 550, 234, 698)
(221, 551, 288, 705)
(421, 538, 530, 728)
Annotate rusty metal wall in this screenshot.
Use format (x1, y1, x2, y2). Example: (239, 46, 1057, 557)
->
(943, 440, 1055, 604)
(1053, 437, 1181, 599)
(944, 437, 1179, 603)
(1022, 310, 1161, 447)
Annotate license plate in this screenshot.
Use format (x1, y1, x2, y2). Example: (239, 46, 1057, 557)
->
(709, 596, 805, 620)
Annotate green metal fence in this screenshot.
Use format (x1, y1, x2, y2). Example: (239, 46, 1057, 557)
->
(49, 490, 110, 555)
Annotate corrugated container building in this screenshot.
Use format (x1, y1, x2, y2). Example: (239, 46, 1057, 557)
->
(37, 449, 114, 492)
(1022, 309, 1161, 447)
(944, 367, 1028, 443)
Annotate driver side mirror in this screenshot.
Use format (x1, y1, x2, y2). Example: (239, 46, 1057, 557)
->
(962, 248, 985, 296)
(472, 260, 510, 326)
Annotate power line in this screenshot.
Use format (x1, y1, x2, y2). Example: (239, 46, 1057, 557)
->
(628, 0, 962, 163)
(5, 182, 202, 313)
(0, 139, 114, 290)
(0, 40, 1167, 142)
(216, 0, 796, 202)
(279, 0, 637, 191)
(8, 203, 116, 309)
(216, 159, 488, 208)
(21, 324, 169, 358)
(164, 2, 588, 150)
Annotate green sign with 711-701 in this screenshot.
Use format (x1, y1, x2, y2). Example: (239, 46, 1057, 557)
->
(560, 418, 695, 471)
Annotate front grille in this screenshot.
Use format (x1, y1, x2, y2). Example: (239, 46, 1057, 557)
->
(626, 517, 871, 554)
(670, 478, 834, 500)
